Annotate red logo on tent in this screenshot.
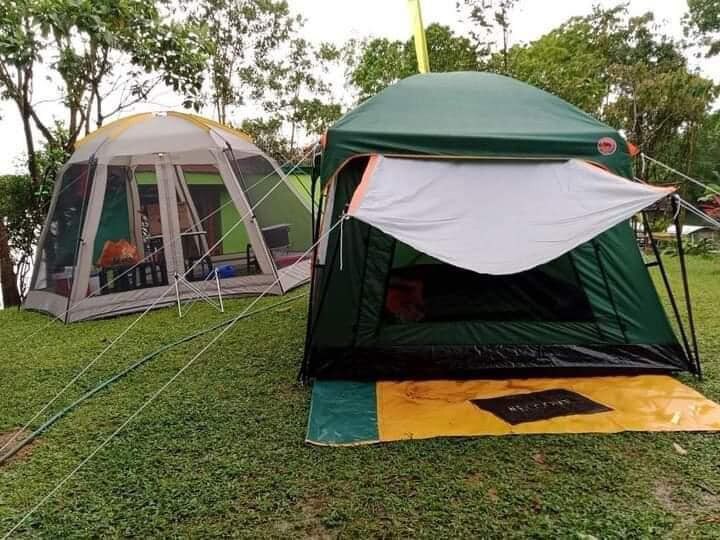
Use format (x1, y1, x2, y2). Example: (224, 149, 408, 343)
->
(597, 137, 617, 156)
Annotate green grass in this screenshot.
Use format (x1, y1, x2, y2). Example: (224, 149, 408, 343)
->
(1, 257, 720, 538)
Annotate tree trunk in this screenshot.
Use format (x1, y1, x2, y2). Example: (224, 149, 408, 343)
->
(0, 222, 21, 307)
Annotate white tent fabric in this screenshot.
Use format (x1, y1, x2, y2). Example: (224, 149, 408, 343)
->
(347, 156, 673, 275)
(25, 112, 312, 322)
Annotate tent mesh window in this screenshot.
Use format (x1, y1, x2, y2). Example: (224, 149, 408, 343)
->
(92, 166, 168, 295)
(230, 155, 313, 270)
(94, 166, 132, 263)
(176, 165, 258, 279)
(32, 163, 93, 296)
(384, 241, 595, 324)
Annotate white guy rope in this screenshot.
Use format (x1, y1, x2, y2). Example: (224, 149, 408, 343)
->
(2, 195, 251, 456)
(2, 216, 343, 539)
(0, 151, 313, 457)
(642, 154, 720, 198)
(176, 269, 218, 319)
(676, 197, 720, 229)
(16, 147, 316, 346)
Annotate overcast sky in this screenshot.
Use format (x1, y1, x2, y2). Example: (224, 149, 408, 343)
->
(0, 0, 717, 174)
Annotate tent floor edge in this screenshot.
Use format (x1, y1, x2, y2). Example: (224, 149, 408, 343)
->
(307, 343, 689, 380)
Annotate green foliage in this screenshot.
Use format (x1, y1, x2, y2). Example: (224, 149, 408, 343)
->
(349, 24, 479, 101)
(0, 128, 69, 297)
(347, 38, 407, 101)
(186, 0, 297, 124)
(685, 0, 720, 56)
(456, 0, 518, 72)
(258, 37, 343, 152)
(240, 117, 291, 163)
(0, 0, 37, 67)
(0, 170, 46, 298)
(0, 175, 41, 270)
(493, 6, 718, 188)
(0, 0, 208, 148)
(663, 238, 716, 258)
(698, 184, 720, 203)
(495, 19, 609, 113)
(691, 112, 720, 194)
(187, 1, 342, 154)
(2, 257, 720, 536)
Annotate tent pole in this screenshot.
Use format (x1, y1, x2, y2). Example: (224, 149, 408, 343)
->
(310, 149, 322, 242)
(300, 151, 325, 383)
(642, 211, 697, 376)
(299, 279, 315, 384)
(671, 199, 702, 378)
(299, 202, 322, 383)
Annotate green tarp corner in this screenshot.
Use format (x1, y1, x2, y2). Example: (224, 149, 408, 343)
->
(306, 380, 378, 446)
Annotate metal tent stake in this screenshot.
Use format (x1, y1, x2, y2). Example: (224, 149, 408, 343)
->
(215, 269, 224, 314)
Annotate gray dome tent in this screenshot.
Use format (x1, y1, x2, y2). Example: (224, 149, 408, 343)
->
(25, 112, 312, 322)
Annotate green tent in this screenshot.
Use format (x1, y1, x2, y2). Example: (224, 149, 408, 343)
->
(302, 72, 697, 379)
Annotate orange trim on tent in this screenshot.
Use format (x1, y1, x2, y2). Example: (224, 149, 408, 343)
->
(348, 154, 380, 215)
(579, 160, 676, 193)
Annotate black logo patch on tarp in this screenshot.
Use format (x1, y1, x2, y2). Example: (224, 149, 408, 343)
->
(471, 389, 612, 425)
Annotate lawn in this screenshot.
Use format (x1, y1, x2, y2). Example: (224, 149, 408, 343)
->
(1, 257, 719, 538)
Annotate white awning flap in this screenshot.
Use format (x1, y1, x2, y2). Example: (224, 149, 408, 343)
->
(347, 156, 673, 275)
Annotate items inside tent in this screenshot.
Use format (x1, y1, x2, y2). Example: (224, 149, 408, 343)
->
(24, 112, 312, 322)
(301, 72, 716, 445)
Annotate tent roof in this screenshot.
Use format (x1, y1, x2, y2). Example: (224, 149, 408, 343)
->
(70, 112, 259, 164)
(322, 72, 632, 182)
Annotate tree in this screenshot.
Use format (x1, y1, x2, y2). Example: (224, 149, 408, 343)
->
(183, 1, 342, 162)
(489, 11, 612, 113)
(257, 39, 343, 156)
(685, 0, 720, 56)
(346, 38, 406, 101)
(240, 117, 291, 164)
(241, 42, 343, 163)
(0, 125, 69, 301)
(493, 6, 717, 191)
(456, 0, 518, 72)
(0, 0, 207, 304)
(692, 112, 720, 188)
(349, 23, 479, 101)
(186, 0, 297, 125)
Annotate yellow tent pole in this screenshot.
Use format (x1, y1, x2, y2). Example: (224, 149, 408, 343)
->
(406, 0, 430, 73)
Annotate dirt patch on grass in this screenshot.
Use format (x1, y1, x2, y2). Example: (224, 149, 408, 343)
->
(654, 479, 720, 535)
(464, 470, 484, 485)
(653, 479, 679, 514)
(654, 479, 720, 513)
(0, 428, 39, 467)
(274, 495, 333, 539)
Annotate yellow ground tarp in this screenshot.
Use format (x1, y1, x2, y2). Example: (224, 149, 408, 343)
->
(377, 375, 720, 441)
